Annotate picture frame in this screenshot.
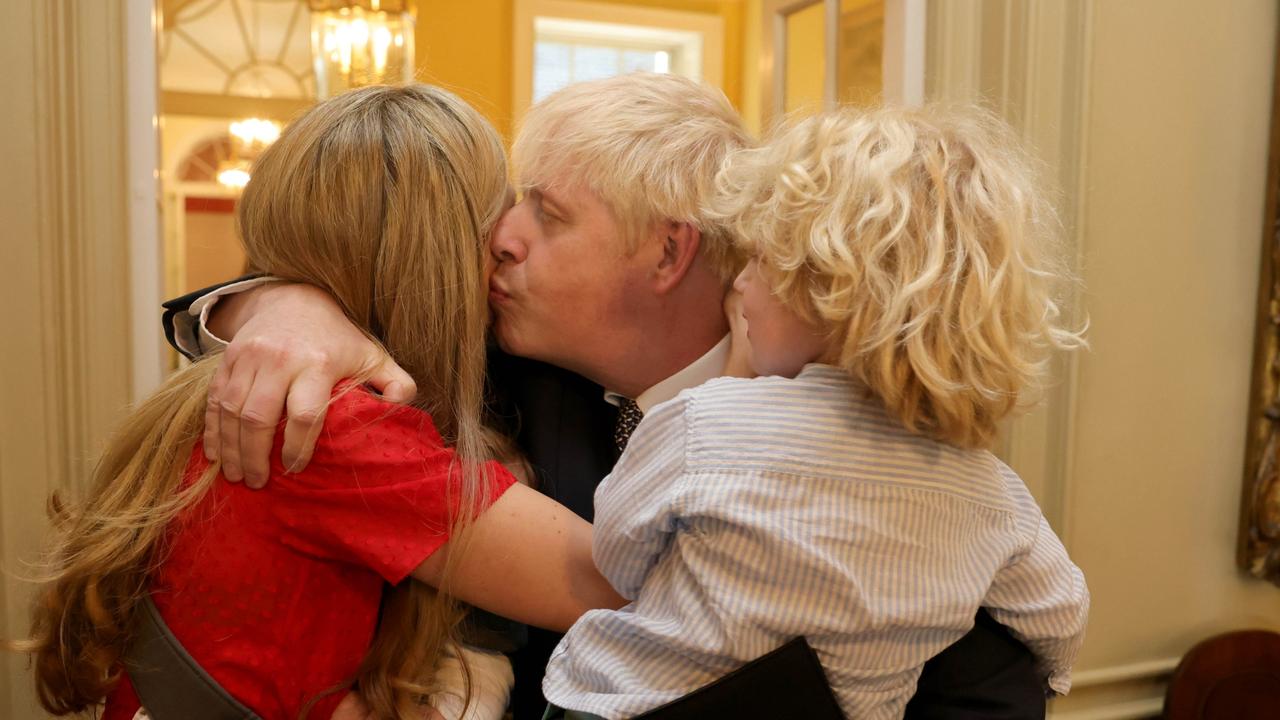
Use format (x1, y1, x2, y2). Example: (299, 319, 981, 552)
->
(1239, 39, 1280, 586)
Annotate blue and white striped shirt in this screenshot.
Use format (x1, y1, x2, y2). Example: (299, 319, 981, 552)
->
(542, 364, 1089, 719)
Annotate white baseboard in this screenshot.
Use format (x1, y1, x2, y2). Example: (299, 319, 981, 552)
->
(1047, 656, 1180, 720)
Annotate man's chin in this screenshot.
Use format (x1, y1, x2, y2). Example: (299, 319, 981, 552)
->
(490, 320, 522, 356)
(492, 322, 562, 367)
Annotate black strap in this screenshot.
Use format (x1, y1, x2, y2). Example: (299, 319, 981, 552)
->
(123, 596, 262, 720)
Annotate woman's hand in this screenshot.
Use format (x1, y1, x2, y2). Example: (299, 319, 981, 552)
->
(331, 692, 445, 720)
(331, 692, 373, 720)
(205, 282, 417, 488)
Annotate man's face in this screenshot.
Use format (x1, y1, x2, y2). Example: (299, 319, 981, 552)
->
(488, 176, 648, 376)
(482, 186, 517, 292)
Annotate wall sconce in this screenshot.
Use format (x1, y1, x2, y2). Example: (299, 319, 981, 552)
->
(308, 0, 416, 99)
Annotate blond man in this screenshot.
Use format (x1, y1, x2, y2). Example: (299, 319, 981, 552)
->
(540, 104, 1090, 720)
(164, 74, 1049, 719)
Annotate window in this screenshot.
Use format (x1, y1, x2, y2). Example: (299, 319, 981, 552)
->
(531, 17, 700, 103)
(514, 0, 724, 119)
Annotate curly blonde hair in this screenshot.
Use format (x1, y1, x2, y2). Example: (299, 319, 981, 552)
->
(709, 105, 1086, 449)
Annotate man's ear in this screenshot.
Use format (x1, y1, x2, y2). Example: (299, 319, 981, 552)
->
(653, 220, 702, 294)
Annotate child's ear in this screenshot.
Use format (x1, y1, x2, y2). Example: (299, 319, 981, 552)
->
(653, 220, 702, 294)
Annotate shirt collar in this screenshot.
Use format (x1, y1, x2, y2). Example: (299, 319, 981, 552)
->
(604, 335, 731, 413)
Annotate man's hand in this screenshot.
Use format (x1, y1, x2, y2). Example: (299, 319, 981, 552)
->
(722, 289, 755, 379)
(206, 282, 416, 487)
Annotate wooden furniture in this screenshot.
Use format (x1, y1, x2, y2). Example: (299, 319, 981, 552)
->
(1163, 630, 1280, 719)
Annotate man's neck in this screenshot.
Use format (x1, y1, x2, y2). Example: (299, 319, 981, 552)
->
(629, 334, 731, 412)
(600, 315, 728, 400)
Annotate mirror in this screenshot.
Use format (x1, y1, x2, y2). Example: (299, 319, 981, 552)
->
(783, 2, 827, 114)
(762, 0, 893, 131)
(837, 0, 883, 105)
(1240, 40, 1280, 586)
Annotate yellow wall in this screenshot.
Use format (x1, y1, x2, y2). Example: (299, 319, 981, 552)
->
(415, 0, 745, 141)
(782, 1, 825, 114)
(740, 0, 761, 136)
(2, 1, 138, 715)
(923, 2, 1280, 714)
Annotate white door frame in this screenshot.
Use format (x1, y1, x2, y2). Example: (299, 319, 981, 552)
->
(127, 0, 165, 399)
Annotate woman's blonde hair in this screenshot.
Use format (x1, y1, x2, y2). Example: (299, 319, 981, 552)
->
(513, 72, 752, 283)
(19, 84, 510, 718)
(710, 105, 1086, 449)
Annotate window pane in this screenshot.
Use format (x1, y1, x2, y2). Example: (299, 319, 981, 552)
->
(534, 41, 571, 102)
(620, 49, 656, 73)
(572, 45, 620, 82)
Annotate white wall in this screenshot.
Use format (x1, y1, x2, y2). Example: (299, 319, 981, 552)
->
(925, 1, 1280, 717)
(0, 1, 137, 716)
(1062, 0, 1280, 709)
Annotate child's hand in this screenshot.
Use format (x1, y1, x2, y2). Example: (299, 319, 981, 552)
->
(331, 693, 374, 720)
(722, 289, 755, 378)
(331, 693, 446, 720)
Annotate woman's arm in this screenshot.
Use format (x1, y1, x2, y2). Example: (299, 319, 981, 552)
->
(411, 484, 627, 633)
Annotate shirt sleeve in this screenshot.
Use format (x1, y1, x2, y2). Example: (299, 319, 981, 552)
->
(267, 389, 518, 584)
(167, 276, 280, 359)
(983, 467, 1090, 695)
(590, 394, 688, 600)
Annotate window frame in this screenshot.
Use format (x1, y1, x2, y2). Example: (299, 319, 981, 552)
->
(513, 0, 725, 122)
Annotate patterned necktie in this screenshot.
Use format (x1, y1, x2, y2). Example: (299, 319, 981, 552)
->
(614, 398, 644, 454)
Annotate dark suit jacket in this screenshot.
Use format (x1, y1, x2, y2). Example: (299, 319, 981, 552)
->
(162, 283, 1047, 720)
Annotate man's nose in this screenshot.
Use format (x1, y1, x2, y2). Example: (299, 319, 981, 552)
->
(490, 205, 531, 265)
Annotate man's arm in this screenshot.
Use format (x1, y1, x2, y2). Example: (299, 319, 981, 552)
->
(162, 275, 266, 359)
(905, 610, 1047, 720)
(160, 279, 415, 486)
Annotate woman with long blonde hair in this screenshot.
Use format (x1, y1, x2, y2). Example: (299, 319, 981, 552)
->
(17, 84, 621, 720)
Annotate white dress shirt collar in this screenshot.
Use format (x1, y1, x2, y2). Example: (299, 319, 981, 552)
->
(604, 335, 731, 413)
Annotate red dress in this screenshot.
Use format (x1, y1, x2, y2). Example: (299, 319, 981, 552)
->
(102, 388, 516, 720)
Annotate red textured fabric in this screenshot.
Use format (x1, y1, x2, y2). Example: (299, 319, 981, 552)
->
(102, 388, 516, 720)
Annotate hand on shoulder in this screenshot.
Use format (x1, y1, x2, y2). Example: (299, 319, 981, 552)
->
(204, 282, 416, 488)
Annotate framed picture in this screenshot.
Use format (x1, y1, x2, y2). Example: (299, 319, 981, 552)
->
(1240, 39, 1280, 586)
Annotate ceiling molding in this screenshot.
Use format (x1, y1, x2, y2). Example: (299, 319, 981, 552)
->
(162, 90, 313, 120)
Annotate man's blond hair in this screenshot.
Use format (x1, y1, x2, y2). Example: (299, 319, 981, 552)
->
(709, 105, 1087, 449)
(513, 72, 752, 283)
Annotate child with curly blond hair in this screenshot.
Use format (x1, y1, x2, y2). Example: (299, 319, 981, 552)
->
(541, 105, 1090, 720)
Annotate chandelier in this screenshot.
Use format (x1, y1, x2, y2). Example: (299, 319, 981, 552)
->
(217, 118, 283, 189)
(308, 0, 416, 98)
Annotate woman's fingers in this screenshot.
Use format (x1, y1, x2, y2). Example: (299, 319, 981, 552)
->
(331, 692, 375, 720)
